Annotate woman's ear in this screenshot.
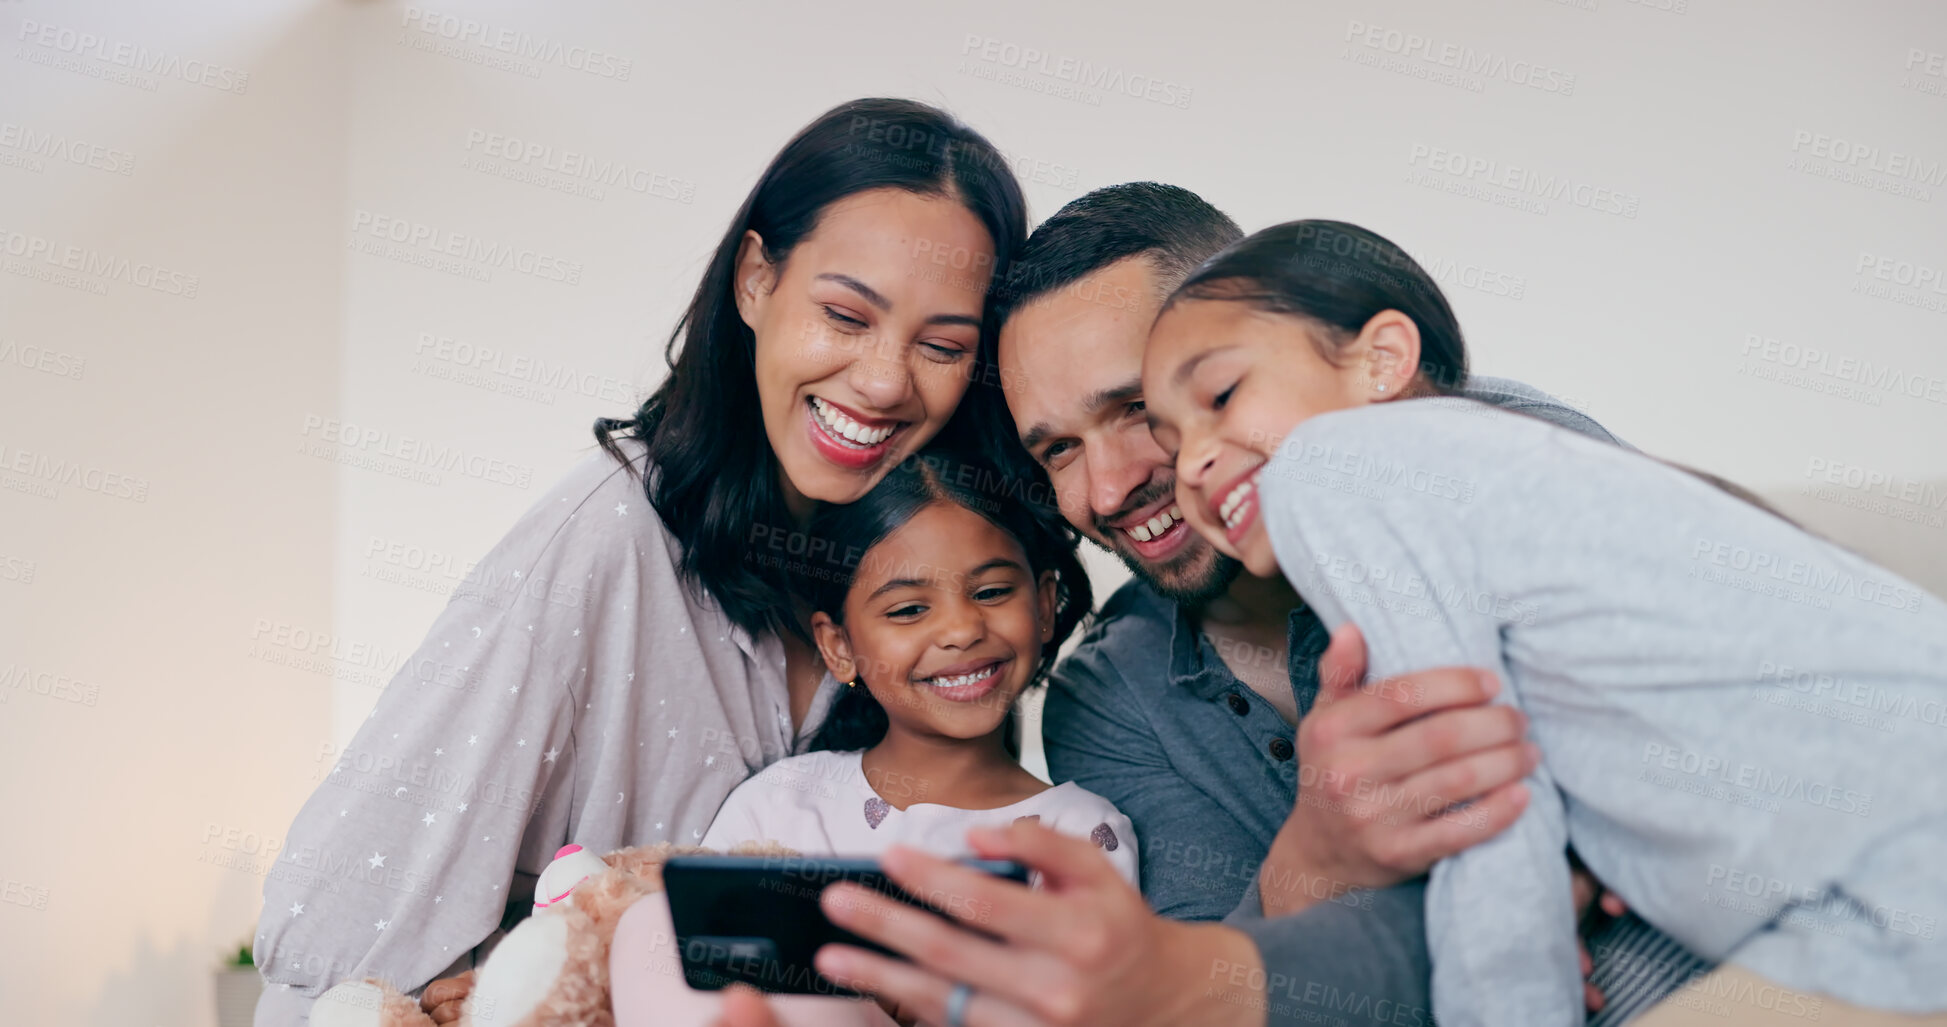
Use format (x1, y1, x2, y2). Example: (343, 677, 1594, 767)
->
(1355, 309, 1422, 400)
(1035, 569, 1059, 643)
(810, 611, 858, 684)
(732, 230, 776, 332)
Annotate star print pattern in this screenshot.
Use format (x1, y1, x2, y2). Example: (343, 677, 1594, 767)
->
(251, 443, 809, 1007)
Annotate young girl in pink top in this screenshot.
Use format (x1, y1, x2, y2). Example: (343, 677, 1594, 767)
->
(608, 447, 1137, 1025)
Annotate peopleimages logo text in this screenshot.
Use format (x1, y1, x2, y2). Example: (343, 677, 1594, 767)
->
(959, 35, 1193, 109)
(1406, 145, 1639, 217)
(1344, 20, 1575, 95)
(400, 7, 632, 79)
(15, 19, 249, 92)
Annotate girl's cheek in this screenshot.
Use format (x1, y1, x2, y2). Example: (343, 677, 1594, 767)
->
(1184, 505, 1235, 557)
(1242, 529, 1279, 578)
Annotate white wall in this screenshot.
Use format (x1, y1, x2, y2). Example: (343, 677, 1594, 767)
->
(3, 0, 1942, 1022)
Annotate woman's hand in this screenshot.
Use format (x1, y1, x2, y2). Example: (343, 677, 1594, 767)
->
(1256, 624, 1537, 916)
(418, 970, 474, 1025)
(813, 821, 1266, 1027)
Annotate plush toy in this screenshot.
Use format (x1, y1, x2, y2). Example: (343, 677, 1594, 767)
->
(311, 840, 795, 1027)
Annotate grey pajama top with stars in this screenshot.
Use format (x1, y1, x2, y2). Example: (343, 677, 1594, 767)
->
(252, 439, 838, 1025)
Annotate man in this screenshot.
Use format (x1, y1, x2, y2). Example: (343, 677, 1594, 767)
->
(789, 185, 1707, 1027)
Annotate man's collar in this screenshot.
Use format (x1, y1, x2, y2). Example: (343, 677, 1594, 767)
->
(1150, 579, 1329, 704)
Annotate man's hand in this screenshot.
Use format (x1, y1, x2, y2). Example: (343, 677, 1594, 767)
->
(419, 971, 474, 1025)
(814, 821, 1267, 1027)
(1258, 624, 1537, 916)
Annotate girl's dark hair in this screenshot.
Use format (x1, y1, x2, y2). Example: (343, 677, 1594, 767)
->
(799, 444, 1092, 754)
(1167, 219, 1469, 395)
(1169, 218, 1800, 523)
(594, 98, 1029, 640)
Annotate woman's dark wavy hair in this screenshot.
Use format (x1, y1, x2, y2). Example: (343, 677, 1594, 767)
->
(798, 444, 1093, 754)
(1166, 219, 1469, 394)
(593, 98, 1029, 640)
(1169, 218, 1797, 521)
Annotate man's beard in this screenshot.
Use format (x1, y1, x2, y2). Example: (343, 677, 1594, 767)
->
(1089, 479, 1245, 606)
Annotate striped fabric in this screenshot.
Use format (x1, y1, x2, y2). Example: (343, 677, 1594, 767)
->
(1585, 913, 1714, 1026)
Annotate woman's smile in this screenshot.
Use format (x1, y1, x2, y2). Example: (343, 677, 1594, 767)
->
(805, 395, 907, 469)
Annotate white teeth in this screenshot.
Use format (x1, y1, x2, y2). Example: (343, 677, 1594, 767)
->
(811, 397, 895, 447)
(926, 665, 997, 688)
(1123, 503, 1181, 545)
(1219, 478, 1256, 529)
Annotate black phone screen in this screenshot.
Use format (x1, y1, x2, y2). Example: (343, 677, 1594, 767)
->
(661, 854, 1029, 996)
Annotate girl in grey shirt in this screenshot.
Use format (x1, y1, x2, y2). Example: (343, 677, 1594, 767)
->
(1143, 219, 1947, 1026)
(253, 98, 1029, 1025)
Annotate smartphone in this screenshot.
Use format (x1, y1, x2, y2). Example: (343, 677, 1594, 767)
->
(661, 854, 1030, 996)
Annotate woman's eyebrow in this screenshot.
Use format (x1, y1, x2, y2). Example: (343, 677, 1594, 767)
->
(816, 273, 890, 310)
(816, 273, 980, 328)
(966, 558, 1027, 578)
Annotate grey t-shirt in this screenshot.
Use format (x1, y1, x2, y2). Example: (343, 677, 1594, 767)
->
(1259, 397, 1947, 1024)
(253, 440, 837, 1024)
(1049, 376, 1704, 1026)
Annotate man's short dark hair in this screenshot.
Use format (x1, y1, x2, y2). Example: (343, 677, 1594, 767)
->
(990, 182, 1243, 326)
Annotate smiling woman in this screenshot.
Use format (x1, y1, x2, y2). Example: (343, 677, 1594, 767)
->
(596, 97, 1029, 642)
(252, 98, 1028, 1025)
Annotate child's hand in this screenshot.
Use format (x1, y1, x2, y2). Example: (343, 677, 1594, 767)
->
(1569, 853, 1630, 1013)
(872, 993, 921, 1026)
(1570, 856, 1630, 923)
(710, 984, 785, 1027)
(418, 970, 474, 1024)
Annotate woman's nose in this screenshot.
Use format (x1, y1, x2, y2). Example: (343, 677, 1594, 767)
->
(846, 347, 915, 412)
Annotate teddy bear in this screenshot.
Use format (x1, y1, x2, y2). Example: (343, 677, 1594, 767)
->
(308, 839, 798, 1027)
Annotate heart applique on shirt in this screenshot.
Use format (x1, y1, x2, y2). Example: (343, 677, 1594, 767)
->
(864, 797, 890, 830)
(1091, 822, 1119, 851)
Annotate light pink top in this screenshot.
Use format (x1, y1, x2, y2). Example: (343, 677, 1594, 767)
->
(701, 749, 1140, 886)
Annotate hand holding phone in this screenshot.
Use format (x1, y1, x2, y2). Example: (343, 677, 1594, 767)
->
(661, 854, 1029, 997)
